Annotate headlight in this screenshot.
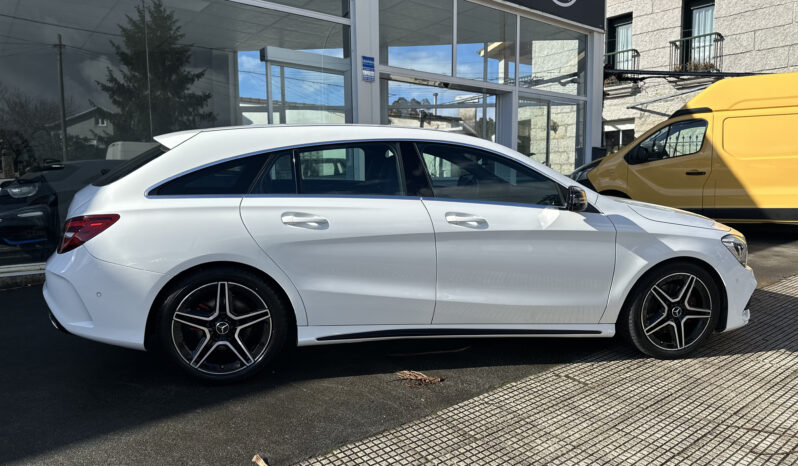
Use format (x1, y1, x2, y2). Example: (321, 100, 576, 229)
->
(722, 233, 748, 266)
(6, 183, 38, 198)
(570, 159, 601, 182)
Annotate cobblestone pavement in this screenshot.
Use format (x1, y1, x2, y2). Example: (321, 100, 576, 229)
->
(298, 276, 798, 465)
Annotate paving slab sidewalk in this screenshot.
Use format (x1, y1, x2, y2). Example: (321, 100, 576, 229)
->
(297, 276, 798, 465)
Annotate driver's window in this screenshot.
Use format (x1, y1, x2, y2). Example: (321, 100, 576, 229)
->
(634, 119, 708, 163)
(636, 127, 669, 162)
(416, 143, 564, 207)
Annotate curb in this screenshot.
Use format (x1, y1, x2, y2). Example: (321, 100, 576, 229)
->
(0, 263, 45, 290)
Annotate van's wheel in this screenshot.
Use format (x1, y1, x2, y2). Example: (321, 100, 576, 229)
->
(621, 262, 720, 359)
(157, 267, 289, 382)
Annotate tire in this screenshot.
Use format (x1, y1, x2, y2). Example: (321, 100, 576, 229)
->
(157, 267, 289, 382)
(620, 262, 720, 359)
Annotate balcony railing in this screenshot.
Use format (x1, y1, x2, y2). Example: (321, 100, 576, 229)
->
(670, 32, 724, 72)
(604, 48, 640, 71)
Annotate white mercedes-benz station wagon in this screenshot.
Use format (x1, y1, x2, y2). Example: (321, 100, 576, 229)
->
(44, 125, 755, 381)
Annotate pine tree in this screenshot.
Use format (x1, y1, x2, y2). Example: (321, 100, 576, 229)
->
(96, 0, 214, 142)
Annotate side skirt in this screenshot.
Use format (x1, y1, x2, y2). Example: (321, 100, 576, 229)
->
(297, 324, 615, 346)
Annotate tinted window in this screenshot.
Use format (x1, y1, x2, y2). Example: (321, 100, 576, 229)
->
(93, 145, 165, 186)
(633, 119, 707, 163)
(152, 154, 267, 196)
(417, 143, 563, 206)
(250, 151, 296, 194)
(296, 143, 404, 196)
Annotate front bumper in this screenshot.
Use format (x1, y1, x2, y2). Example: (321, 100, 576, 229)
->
(43, 246, 167, 350)
(721, 262, 756, 332)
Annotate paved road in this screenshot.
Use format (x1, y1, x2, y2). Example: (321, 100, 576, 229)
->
(301, 276, 798, 465)
(1, 225, 797, 465)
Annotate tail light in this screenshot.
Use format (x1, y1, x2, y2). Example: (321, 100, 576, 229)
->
(58, 214, 120, 254)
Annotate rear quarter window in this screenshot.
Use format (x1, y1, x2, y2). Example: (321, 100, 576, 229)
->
(151, 154, 268, 196)
(93, 145, 166, 186)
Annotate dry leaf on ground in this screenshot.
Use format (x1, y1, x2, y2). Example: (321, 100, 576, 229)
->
(395, 370, 444, 386)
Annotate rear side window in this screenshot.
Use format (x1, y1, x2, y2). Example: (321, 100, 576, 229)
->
(151, 154, 268, 196)
(295, 143, 404, 196)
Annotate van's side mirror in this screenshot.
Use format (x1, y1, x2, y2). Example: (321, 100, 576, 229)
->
(566, 185, 588, 212)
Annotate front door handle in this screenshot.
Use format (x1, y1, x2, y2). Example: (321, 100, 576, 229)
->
(685, 170, 706, 176)
(445, 212, 487, 227)
(281, 212, 329, 228)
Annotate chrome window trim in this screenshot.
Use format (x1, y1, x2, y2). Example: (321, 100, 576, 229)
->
(145, 137, 578, 203)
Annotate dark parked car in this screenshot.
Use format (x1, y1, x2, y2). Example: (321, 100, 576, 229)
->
(0, 160, 121, 264)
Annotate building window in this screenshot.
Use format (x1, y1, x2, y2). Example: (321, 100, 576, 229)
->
(381, 80, 496, 142)
(606, 14, 633, 70)
(518, 98, 585, 173)
(456, 0, 516, 84)
(379, 0, 453, 75)
(682, 0, 715, 66)
(96, 117, 108, 127)
(519, 16, 587, 96)
(603, 120, 635, 153)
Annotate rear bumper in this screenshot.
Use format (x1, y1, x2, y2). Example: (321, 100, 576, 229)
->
(43, 246, 166, 350)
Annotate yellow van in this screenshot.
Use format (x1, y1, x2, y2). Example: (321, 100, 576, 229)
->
(579, 72, 798, 223)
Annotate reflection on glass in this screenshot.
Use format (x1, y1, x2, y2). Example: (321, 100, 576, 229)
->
(517, 98, 549, 166)
(266, 0, 349, 17)
(0, 0, 350, 266)
(381, 80, 496, 142)
(517, 98, 584, 173)
(519, 17, 587, 96)
(456, 0, 516, 84)
(379, 0, 453, 75)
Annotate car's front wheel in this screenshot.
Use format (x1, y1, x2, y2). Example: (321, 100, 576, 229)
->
(622, 262, 721, 358)
(157, 267, 289, 382)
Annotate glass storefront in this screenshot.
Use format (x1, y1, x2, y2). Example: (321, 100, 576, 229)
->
(0, 0, 599, 268)
(0, 0, 350, 266)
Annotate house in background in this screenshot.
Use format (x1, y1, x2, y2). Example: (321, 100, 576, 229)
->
(46, 106, 114, 149)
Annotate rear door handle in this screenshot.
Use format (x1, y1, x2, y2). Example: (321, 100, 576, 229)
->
(281, 212, 329, 228)
(685, 170, 706, 176)
(445, 212, 487, 226)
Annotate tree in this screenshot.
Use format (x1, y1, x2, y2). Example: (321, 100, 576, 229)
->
(0, 84, 65, 173)
(96, 0, 213, 142)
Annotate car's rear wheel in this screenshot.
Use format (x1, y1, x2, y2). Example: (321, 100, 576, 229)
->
(157, 268, 289, 382)
(622, 262, 720, 358)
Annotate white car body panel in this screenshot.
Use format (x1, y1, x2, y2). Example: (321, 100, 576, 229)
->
(240, 196, 436, 325)
(422, 199, 616, 324)
(43, 125, 756, 352)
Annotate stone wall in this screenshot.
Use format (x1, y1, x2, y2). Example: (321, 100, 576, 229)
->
(604, 0, 798, 140)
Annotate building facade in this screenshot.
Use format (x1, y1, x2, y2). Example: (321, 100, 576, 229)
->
(0, 0, 606, 268)
(603, 0, 798, 153)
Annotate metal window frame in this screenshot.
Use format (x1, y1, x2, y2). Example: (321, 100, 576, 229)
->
(228, 0, 352, 24)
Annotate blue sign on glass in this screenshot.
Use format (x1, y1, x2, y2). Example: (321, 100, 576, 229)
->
(362, 56, 375, 82)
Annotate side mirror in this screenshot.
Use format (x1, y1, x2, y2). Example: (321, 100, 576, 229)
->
(566, 185, 588, 212)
